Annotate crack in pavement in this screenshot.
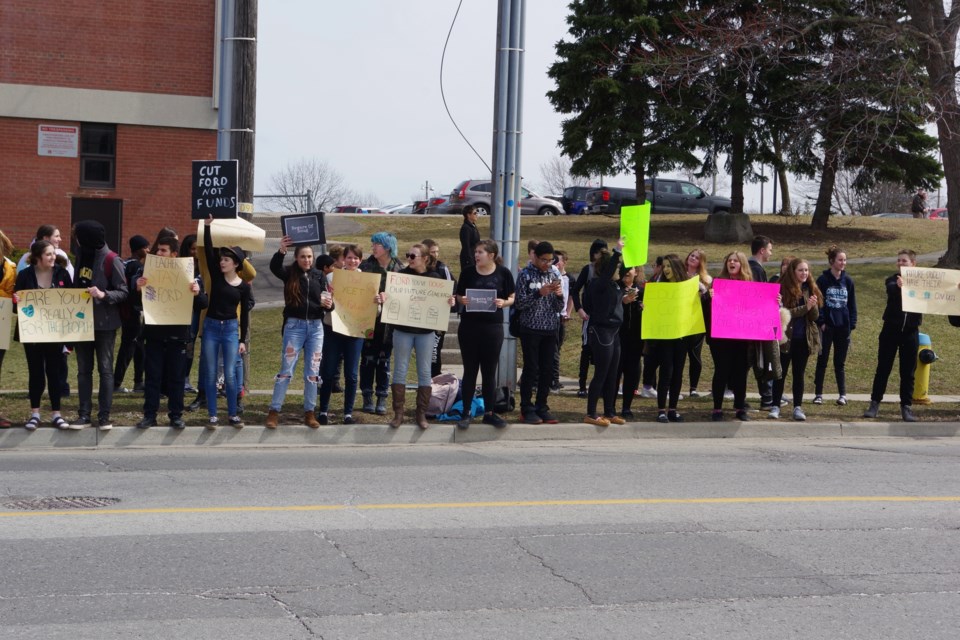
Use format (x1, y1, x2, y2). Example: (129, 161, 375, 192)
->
(268, 592, 323, 638)
(314, 530, 372, 581)
(514, 537, 596, 605)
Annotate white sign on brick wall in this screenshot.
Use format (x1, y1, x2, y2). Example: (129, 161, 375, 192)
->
(37, 124, 79, 157)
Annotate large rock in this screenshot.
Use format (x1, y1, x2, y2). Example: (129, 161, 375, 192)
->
(704, 213, 754, 243)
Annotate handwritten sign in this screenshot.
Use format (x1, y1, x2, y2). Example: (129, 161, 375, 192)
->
(641, 277, 705, 340)
(0, 297, 11, 350)
(17, 289, 94, 343)
(330, 269, 382, 339)
(195, 218, 266, 253)
(620, 202, 651, 268)
(464, 288, 496, 312)
(192, 160, 238, 219)
(710, 279, 782, 340)
(281, 213, 325, 246)
(142, 254, 195, 325)
(901, 266, 960, 315)
(383, 272, 454, 331)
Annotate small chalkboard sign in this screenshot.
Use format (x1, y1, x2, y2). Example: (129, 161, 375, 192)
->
(465, 288, 496, 312)
(280, 212, 325, 246)
(192, 160, 238, 219)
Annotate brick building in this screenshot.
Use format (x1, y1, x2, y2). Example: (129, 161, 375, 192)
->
(0, 1, 221, 255)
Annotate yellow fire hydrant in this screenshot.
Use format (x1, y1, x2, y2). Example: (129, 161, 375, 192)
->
(913, 332, 937, 404)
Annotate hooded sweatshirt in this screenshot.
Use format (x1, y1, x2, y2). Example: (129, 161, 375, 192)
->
(815, 268, 857, 331)
(72, 220, 129, 331)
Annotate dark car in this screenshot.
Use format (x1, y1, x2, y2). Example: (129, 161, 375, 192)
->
(585, 178, 732, 215)
(561, 186, 591, 215)
(412, 197, 447, 214)
(429, 179, 563, 216)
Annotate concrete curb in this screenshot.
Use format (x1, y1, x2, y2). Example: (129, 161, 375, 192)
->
(3, 420, 960, 450)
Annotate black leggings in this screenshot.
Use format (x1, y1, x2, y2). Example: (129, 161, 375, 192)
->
(24, 343, 64, 410)
(617, 336, 643, 412)
(459, 322, 504, 414)
(814, 326, 850, 396)
(649, 339, 686, 410)
(685, 333, 704, 390)
(587, 325, 621, 417)
(710, 339, 749, 411)
(774, 338, 810, 407)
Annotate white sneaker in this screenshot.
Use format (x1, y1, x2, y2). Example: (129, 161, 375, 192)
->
(793, 406, 806, 421)
(836, 396, 847, 406)
(640, 386, 656, 399)
(767, 406, 780, 419)
(723, 389, 734, 400)
(812, 396, 823, 405)
(689, 389, 701, 398)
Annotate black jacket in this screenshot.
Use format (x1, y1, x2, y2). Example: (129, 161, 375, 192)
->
(270, 251, 329, 321)
(583, 250, 624, 329)
(881, 272, 922, 331)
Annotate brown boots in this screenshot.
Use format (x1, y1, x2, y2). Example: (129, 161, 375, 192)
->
(415, 386, 431, 430)
(303, 411, 320, 429)
(266, 410, 279, 429)
(389, 384, 406, 428)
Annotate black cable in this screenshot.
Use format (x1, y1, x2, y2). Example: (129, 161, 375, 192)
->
(440, 0, 492, 174)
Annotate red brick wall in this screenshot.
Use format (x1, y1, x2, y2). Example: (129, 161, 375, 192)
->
(0, 118, 217, 253)
(0, 1, 215, 97)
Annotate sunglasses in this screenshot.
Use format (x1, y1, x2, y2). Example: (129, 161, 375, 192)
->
(406, 253, 420, 259)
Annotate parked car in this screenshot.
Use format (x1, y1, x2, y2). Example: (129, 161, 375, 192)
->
(870, 213, 913, 218)
(561, 186, 591, 215)
(332, 205, 363, 213)
(412, 197, 447, 214)
(929, 207, 948, 220)
(584, 178, 732, 215)
(428, 179, 563, 216)
(382, 203, 414, 215)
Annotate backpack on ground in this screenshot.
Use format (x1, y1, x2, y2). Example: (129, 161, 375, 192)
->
(427, 373, 460, 418)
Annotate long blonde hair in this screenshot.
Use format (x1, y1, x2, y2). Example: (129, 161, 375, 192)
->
(685, 248, 711, 285)
(716, 251, 752, 281)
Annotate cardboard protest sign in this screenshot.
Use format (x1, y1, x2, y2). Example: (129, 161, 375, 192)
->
(383, 272, 454, 331)
(464, 288, 496, 312)
(192, 160, 238, 219)
(142, 254, 196, 325)
(17, 289, 94, 343)
(330, 269, 381, 339)
(620, 202, 651, 268)
(641, 277, 705, 340)
(195, 217, 266, 253)
(710, 279, 782, 341)
(280, 213, 325, 246)
(0, 297, 11, 350)
(901, 266, 960, 315)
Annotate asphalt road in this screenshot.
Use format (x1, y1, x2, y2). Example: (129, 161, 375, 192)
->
(2, 439, 959, 639)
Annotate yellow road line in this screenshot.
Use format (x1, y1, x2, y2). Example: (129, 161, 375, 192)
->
(1, 495, 958, 518)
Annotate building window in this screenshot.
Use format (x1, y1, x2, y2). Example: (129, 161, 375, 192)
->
(80, 124, 116, 188)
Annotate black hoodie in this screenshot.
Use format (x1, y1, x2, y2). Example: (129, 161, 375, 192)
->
(72, 220, 129, 330)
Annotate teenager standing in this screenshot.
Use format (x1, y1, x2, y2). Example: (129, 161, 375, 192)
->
(647, 254, 692, 423)
(706, 251, 754, 421)
(683, 249, 712, 397)
(813, 245, 857, 406)
(770, 258, 822, 421)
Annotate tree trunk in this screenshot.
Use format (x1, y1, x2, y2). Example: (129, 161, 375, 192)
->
(729, 130, 745, 214)
(772, 133, 792, 215)
(634, 139, 647, 205)
(811, 144, 838, 230)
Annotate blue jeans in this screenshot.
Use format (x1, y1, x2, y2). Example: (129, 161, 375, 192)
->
(201, 318, 239, 417)
(319, 331, 363, 415)
(269, 318, 324, 412)
(391, 329, 434, 387)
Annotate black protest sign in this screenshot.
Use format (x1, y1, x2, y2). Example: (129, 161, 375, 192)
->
(280, 212, 326, 246)
(192, 160, 238, 219)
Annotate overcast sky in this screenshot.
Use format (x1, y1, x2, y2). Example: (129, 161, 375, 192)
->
(254, 1, 776, 209)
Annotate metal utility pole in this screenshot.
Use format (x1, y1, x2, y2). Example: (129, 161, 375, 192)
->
(490, 0, 526, 393)
(421, 180, 434, 201)
(217, 0, 257, 220)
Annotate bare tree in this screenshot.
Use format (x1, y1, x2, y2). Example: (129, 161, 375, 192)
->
(265, 158, 352, 213)
(538, 156, 590, 196)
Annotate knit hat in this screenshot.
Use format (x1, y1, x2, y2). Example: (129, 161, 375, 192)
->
(129, 235, 150, 252)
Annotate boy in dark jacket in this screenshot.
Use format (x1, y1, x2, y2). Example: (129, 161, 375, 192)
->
(864, 249, 921, 422)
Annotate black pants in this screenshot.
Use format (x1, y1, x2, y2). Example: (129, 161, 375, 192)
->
(814, 326, 851, 396)
(870, 326, 918, 406)
(519, 330, 558, 412)
(553, 321, 566, 386)
(76, 330, 117, 421)
(578, 322, 592, 390)
(143, 337, 187, 421)
(24, 343, 64, 411)
(617, 335, 643, 413)
(459, 322, 503, 414)
(685, 333, 704, 390)
(710, 339, 749, 411)
(114, 315, 144, 387)
(649, 339, 685, 410)
(642, 350, 658, 388)
(774, 338, 810, 408)
(587, 325, 621, 417)
(432, 331, 445, 378)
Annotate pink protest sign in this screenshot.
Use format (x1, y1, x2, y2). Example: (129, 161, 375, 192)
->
(710, 279, 782, 341)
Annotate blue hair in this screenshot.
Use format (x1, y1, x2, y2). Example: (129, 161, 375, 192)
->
(370, 231, 398, 258)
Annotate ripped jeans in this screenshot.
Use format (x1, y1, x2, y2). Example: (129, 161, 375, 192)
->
(269, 318, 324, 412)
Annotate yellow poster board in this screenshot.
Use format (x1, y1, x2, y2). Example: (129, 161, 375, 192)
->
(641, 277, 705, 339)
(383, 272, 454, 331)
(195, 217, 266, 252)
(17, 288, 94, 343)
(0, 297, 11, 350)
(330, 269, 381, 339)
(142, 254, 196, 325)
(620, 203, 651, 268)
(901, 266, 960, 315)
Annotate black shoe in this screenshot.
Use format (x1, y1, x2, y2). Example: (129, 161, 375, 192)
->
(620, 410, 634, 420)
(136, 417, 158, 429)
(667, 410, 684, 423)
(133, 382, 145, 392)
(656, 412, 668, 423)
(482, 413, 507, 428)
(711, 411, 723, 422)
(576, 388, 588, 398)
(457, 417, 471, 430)
(536, 408, 559, 424)
(550, 381, 563, 392)
(318, 413, 329, 425)
(187, 395, 203, 412)
(333, 382, 344, 393)
(343, 415, 356, 425)
(170, 419, 186, 429)
(735, 409, 751, 421)
(522, 409, 543, 424)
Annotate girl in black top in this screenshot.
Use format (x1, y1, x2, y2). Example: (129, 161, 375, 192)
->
(14, 241, 73, 430)
(200, 217, 253, 428)
(616, 264, 644, 419)
(455, 239, 516, 429)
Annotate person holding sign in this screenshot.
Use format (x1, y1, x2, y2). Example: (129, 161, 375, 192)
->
(386, 244, 455, 429)
(647, 254, 693, 423)
(863, 249, 922, 422)
(705, 251, 754, 422)
(13, 241, 73, 430)
(201, 217, 253, 429)
(455, 239, 516, 429)
(264, 235, 333, 429)
(770, 259, 822, 421)
(359, 232, 404, 415)
(135, 237, 207, 429)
